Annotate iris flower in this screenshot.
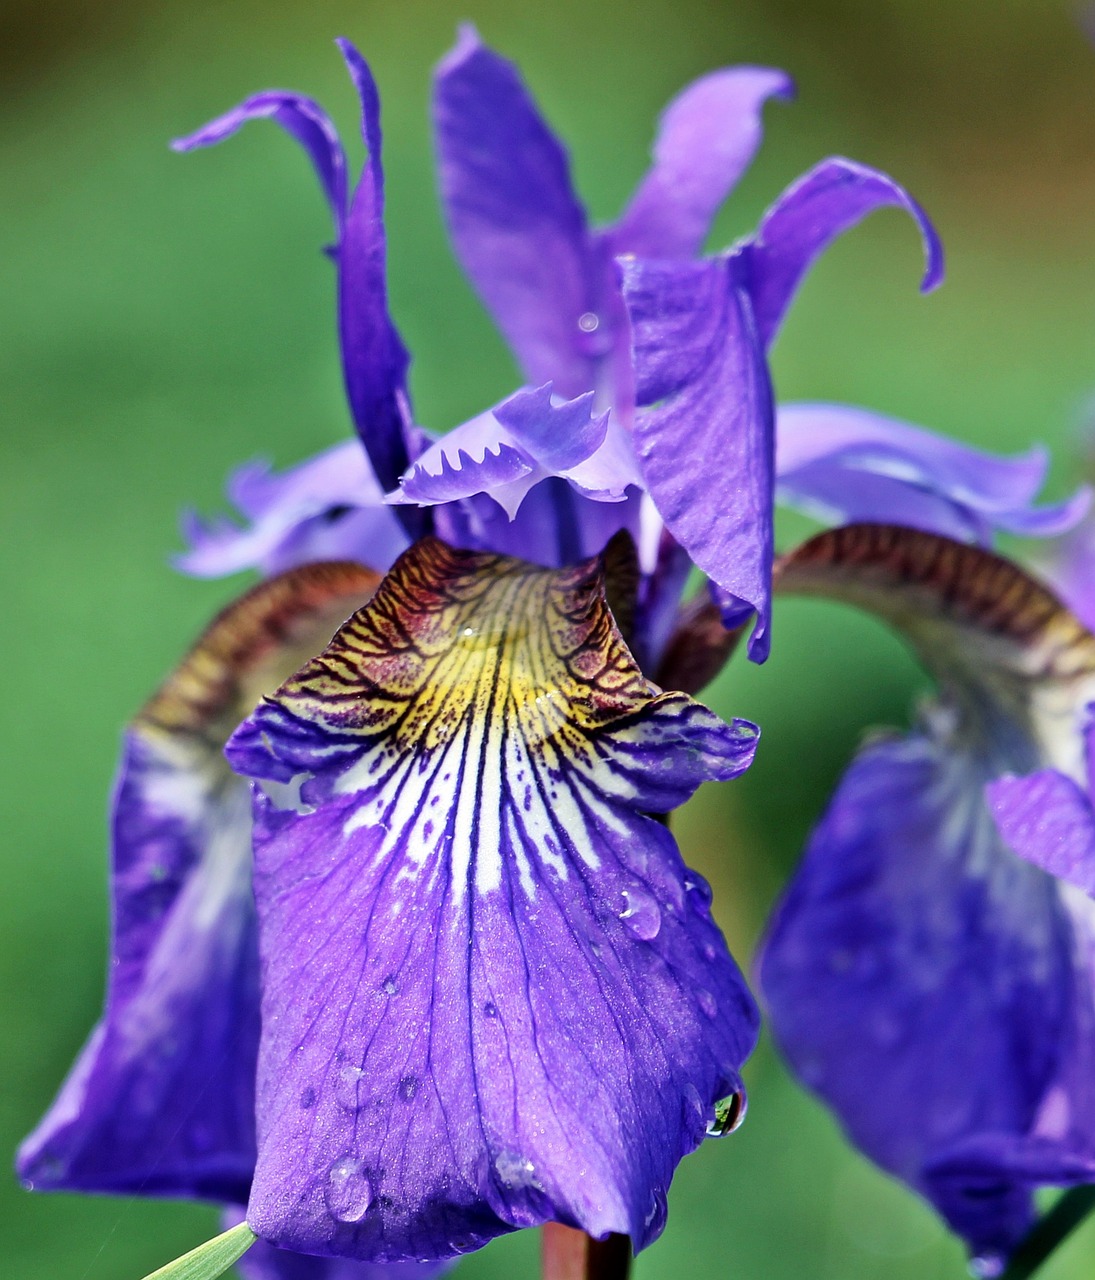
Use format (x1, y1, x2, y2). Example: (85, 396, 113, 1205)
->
(760, 523, 1095, 1275)
(16, 29, 1085, 1277)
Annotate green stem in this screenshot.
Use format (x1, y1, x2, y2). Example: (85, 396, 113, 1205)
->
(140, 1221, 256, 1280)
(999, 1186, 1095, 1280)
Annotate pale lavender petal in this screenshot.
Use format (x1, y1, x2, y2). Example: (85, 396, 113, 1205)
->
(747, 158, 944, 349)
(335, 40, 418, 502)
(173, 92, 347, 231)
(178, 441, 409, 578)
(777, 403, 1090, 542)
(759, 732, 1080, 1261)
(227, 539, 759, 1262)
(433, 27, 610, 397)
(624, 255, 774, 661)
(610, 68, 794, 259)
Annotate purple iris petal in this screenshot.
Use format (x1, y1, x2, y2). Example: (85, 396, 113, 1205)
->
(746, 157, 944, 349)
(610, 67, 794, 260)
(178, 441, 409, 578)
(623, 255, 774, 661)
(172, 92, 347, 231)
(759, 732, 1081, 1262)
(777, 403, 1090, 543)
(433, 27, 612, 398)
(17, 729, 260, 1201)
(335, 40, 418, 500)
(989, 715, 1095, 896)
(226, 538, 759, 1262)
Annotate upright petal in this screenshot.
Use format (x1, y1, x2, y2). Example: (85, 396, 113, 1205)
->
(173, 92, 347, 232)
(746, 158, 944, 349)
(227, 538, 760, 1263)
(777, 403, 1090, 544)
(17, 563, 380, 1200)
(433, 27, 608, 396)
(762, 524, 1095, 1266)
(610, 67, 794, 260)
(624, 255, 774, 661)
(335, 41, 419, 504)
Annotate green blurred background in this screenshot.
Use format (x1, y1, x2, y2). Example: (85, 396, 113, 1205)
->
(4, 0, 1095, 1275)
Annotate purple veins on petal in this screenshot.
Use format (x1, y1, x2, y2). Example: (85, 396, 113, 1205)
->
(17, 562, 381, 1201)
(745, 157, 945, 349)
(226, 537, 759, 1263)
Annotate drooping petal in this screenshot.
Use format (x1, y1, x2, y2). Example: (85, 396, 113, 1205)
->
(226, 537, 760, 1263)
(433, 27, 611, 397)
(335, 41, 419, 503)
(623, 255, 774, 661)
(777, 403, 1091, 544)
(179, 442, 410, 579)
(17, 563, 381, 1200)
(745, 158, 944, 349)
(989, 715, 1095, 896)
(172, 92, 347, 232)
(763, 523, 1095, 1265)
(610, 67, 794, 260)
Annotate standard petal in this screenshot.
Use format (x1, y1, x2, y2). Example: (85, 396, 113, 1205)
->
(227, 537, 760, 1262)
(335, 41, 418, 502)
(179, 442, 410, 579)
(17, 562, 381, 1200)
(776, 403, 1090, 544)
(173, 91, 347, 231)
(624, 255, 774, 661)
(433, 27, 609, 396)
(610, 67, 794, 260)
(745, 158, 944, 349)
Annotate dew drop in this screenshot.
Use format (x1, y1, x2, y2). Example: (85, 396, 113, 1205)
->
(324, 1156, 373, 1222)
(494, 1150, 540, 1190)
(619, 886, 661, 941)
(335, 1064, 366, 1111)
(969, 1255, 1004, 1279)
(577, 311, 600, 332)
(685, 874, 714, 913)
(382, 975, 398, 996)
(300, 1085, 317, 1110)
(705, 1089, 746, 1138)
(398, 1075, 419, 1102)
(697, 988, 718, 1019)
(482, 1000, 498, 1018)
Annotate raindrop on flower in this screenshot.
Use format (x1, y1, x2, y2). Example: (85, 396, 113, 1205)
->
(577, 311, 600, 332)
(494, 1150, 540, 1190)
(382, 974, 398, 996)
(697, 988, 718, 1019)
(705, 1089, 747, 1138)
(324, 1156, 373, 1222)
(398, 1075, 419, 1102)
(619, 885, 661, 940)
(969, 1255, 1005, 1279)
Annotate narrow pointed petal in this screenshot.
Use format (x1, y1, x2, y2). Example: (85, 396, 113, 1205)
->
(173, 92, 347, 231)
(623, 255, 774, 661)
(179, 442, 410, 579)
(227, 538, 760, 1263)
(17, 563, 381, 1199)
(335, 41, 418, 502)
(746, 158, 944, 349)
(610, 67, 794, 260)
(765, 524, 1095, 1262)
(777, 403, 1090, 544)
(433, 27, 608, 396)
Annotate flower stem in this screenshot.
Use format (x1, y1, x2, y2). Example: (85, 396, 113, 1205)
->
(1000, 1186, 1095, 1280)
(541, 1224, 631, 1280)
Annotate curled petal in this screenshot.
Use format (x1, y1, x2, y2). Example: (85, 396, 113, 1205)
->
(624, 255, 774, 661)
(178, 441, 409, 578)
(227, 537, 759, 1262)
(746, 157, 944, 349)
(433, 26, 608, 396)
(17, 563, 381, 1200)
(777, 403, 1090, 544)
(172, 91, 347, 232)
(335, 40, 418, 502)
(611, 67, 794, 260)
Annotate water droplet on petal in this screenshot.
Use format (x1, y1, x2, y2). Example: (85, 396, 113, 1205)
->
(578, 311, 600, 332)
(705, 1089, 747, 1138)
(969, 1255, 1004, 1279)
(382, 975, 398, 996)
(398, 1075, 419, 1102)
(494, 1150, 540, 1190)
(324, 1156, 373, 1222)
(697, 989, 718, 1019)
(482, 1000, 498, 1018)
(685, 875, 714, 914)
(335, 1064, 366, 1111)
(619, 886, 661, 941)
